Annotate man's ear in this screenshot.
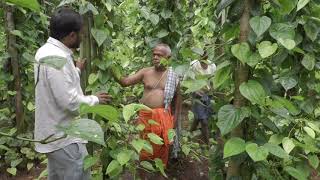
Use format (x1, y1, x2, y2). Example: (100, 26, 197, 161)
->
(69, 31, 77, 38)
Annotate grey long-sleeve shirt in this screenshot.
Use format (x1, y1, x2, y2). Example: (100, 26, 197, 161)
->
(34, 37, 99, 153)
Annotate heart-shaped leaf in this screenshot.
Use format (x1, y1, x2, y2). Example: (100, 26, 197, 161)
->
(246, 143, 269, 162)
(278, 38, 296, 50)
(240, 80, 267, 105)
(257, 41, 278, 58)
(91, 28, 109, 47)
(282, 137, 295, 154)
(224, 137, 246, 158)
(249, 16, 272, 37)
(301, 54, 315, 71)
(231, 42, 251, 64)
(247, 53, 262, 67)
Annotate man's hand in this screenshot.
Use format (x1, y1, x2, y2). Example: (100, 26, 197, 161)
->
(75, 58, 86, 71)
(96, 92, 112, 104)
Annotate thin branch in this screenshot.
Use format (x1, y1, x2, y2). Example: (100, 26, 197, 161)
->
(0, 131, 67, 144)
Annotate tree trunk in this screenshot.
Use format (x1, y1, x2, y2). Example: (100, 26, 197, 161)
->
(227, 0, 252, 178)
(80, 13, 92, 90)
(4, 5, 24, 132)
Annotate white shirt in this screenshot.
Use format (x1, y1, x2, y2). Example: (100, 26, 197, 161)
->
(190, 60, 216, 76)
(34, 37, 99, 153)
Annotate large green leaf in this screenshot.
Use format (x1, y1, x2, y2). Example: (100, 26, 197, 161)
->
(131, 139, 145, 153)
(269, 134, 284, 145)
(282, 137, 295, 154)
(182, 79, 208, 93)
(122, 103, 151, 123)
(83, 155, 99, 170)
(117, 150, 133, 166)
(303, 127, 315, 138)
(217, 105, 250, 135)
(150, 13, 160, 25)
(57, 119, 106, 146)
(277, 0, 298, 14)
(278, 38, 296, 50)
(223, 137, 246, 158)
(308, 154, 319, 169)
(304, 21, 319, 41)
(6, 0, 40, 12)
(249, 16, 272, 37)
(231, 42, 251, 64)
(91, 28, 109, 47)
(147, 133, 164, 145)
(106, 160, 123, 177)
(246, 143, 269, 162)
(140, 161, 156, 171)
(247, 52, 262, 67)
(272, 96, 300, 115)
(213, 65, 231, 89)
(301, 54, 315, 71)
(269, 23, 295, 41)
(297, 0, 310, 11)
(284, 166, 308, 180)
(80, 104, 119, 122)
(257, 41, 278, 58)
(239, 80, 267, 105)
(263, 143, 289, 159)
(38, 56, 67, 70)
(154, 158, 167, 178)
(280, 76, 297, 91)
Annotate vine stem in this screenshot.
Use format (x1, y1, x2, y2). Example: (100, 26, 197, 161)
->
(0, 131, 67, 144)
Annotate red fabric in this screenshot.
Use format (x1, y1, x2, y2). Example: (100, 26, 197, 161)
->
(138, 108, 175, 166)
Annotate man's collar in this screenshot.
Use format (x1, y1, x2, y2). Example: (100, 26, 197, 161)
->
(47, 37, 73, 55)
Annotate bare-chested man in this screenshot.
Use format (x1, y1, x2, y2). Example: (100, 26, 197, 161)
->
(113, 43, 181, 167)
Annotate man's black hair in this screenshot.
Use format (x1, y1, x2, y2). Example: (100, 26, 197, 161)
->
(49, 7, 83, 40)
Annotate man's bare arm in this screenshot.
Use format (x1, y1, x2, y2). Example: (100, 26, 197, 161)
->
(112, 67, 145, 87)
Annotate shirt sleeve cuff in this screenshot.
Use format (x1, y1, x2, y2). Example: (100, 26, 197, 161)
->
(76, 67, 81, 74)
(93, 95, 99, 105)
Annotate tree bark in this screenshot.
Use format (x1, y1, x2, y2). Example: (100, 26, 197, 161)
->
(227, 0, 252, 178)
(80, 13, 92, 90)
(4, 5, 24, 132)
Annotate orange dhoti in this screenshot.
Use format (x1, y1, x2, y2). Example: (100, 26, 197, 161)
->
(138, 108, 174, 166)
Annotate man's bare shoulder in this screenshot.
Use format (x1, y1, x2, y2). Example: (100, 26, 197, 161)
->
(140, 67, 154, 74)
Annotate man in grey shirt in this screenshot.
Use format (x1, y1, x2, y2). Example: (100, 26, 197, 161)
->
(34, 7, 110, 180)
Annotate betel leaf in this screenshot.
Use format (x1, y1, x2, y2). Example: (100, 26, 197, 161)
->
(303, 127, 315, 138)
(38, 56, 67, 70)
(57, 119, 106, 146)
(181, 79, 208, 93)
(150, 13, 160, 25)
(80, 104, 119, 122)
(301, 53, 315, 71)
(231, 42, 251, 64)
(304, 20, 319, 41)
(154, 158, 167, 178)
(140, 161, 156, 171)
(106, 160, 123, 177)
(91, 28, 109, 47)
(246, 143, 269, 162)
(269, 23, 295, 41)
(223, 137, 246, 158)
(217, 105, 250, 135)
(6, 0, 40, 12)
(308, 154, 319, 169)
(282, 137, 295, 154)
(147, 133, 164, 145)
(249, 16, 272, 37)
(117, 150, 133, 166)
(213, 65, 232, 89)
(247, 52, 262, 67)
(257, 41, 278, 58)
(269, 134, 284, 145)
(280, 76, 297, 91)
(88, 73, 98, 85)
(131, 139, 145, 153)
(84, 155, 99, 170)
(284, 166, 308, 180)
(277, 0, 298, 15)
(297, 0, 310, 11)
(122, 103, 151, 123)
(263, 143, 289, 159)
(239, 80, 267, 105)
(278, 38, 296, 50)
(6, 167, 17, 176)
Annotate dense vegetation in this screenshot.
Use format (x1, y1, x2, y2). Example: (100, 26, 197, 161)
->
(1, 0, 320, 179)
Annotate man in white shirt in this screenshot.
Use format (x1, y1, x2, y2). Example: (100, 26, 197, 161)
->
(189, 52, 216, 144)
(34, 7, 110, 180)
